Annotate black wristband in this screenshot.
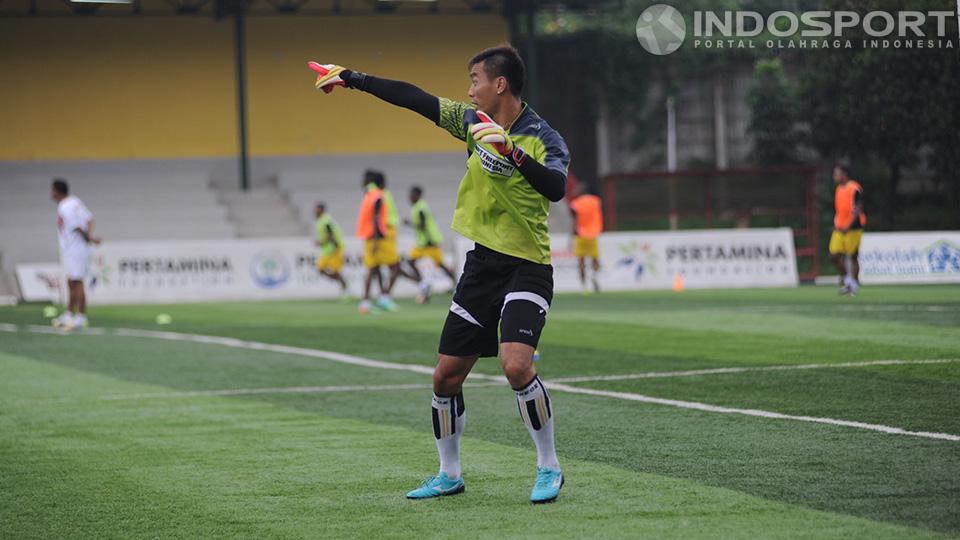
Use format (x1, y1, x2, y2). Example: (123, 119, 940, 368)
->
(340, 69, 367, 90)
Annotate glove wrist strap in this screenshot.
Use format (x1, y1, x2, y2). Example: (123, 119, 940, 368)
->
(341, 69, 367, 90)
(509, 147, 526, 167)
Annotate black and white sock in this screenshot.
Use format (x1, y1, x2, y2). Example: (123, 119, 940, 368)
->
(515, 375, 560, 470)
(432, 392, 465, 479)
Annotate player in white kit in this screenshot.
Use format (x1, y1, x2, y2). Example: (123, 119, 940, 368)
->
(51, 179, 99, 330)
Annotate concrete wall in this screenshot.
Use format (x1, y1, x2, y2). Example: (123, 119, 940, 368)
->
(0, 15, 507, 160)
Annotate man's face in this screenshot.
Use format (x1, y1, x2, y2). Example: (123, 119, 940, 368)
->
(409, 191, 419, 204)
(833, 167, 847, 184)
(315, 207, 324, 218)
(51, 187, 62, 202)
(468, 61, 503, 115)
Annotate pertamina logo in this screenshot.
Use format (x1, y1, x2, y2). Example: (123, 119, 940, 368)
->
(616, 240, 657, 281)
(250, 252, 291, 289)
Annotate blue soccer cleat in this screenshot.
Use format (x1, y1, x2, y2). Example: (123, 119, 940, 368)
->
(406, 472, 465, 500)
(376, 296, 399, 312)
(530, 466, 564, 504)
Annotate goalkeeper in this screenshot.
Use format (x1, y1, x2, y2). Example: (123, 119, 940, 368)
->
(309, 44, 570, 504)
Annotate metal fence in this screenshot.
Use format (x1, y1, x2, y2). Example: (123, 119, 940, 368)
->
(602, 166, 820, 281)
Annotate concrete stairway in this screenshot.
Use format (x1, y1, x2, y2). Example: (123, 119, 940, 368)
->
(219, 188, 304, 238)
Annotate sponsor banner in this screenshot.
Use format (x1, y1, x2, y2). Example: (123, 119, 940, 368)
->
(15, 263, 66, 303)
(859, 232, 960, 284)
(457, 228, 799, 292)
(26, 238, 458, 305)
(17, 228, 797, 304)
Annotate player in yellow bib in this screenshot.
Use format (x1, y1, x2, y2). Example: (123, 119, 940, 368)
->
(314, 202, 348, 297)
(404, 186, 458, 304)
(310, 44, 569, 504)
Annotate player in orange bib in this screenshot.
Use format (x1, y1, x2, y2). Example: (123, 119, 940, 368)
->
(829, 165, 866, 296)
(568, 183, 603, 293)
(356, 170, 415, 313)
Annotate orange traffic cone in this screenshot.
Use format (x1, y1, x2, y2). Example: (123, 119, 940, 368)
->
(672, 272, 685, 293)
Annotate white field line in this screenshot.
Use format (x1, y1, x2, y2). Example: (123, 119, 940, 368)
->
(4, 382, 506, 407)
(3, 324, 959, 442)
(549, 382, 960, 442)
(550, 359, 960, 384)
(735, 305, 960, 313)
(101, 381, 505, 401)
(103, 383, 437, 400)
(16, 324, 502, 382)
(0, 323, 107, 335)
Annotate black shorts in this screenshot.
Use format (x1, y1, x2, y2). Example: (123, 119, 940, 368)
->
(438, 244, 554, 358)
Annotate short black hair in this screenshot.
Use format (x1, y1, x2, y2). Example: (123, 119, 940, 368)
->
(410, 185, 423, 197)
(835, 164, 852, 176)
(52, 178, 69, 195)
(316, 202, 326, 211)
(469, 44, 525, 97)
(364, 169, 386, 188)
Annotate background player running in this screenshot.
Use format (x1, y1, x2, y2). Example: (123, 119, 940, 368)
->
(310, 44, 570, 503)
(313, 202, 349, 298)
(404, 185, 458, 304)
(356, 170, 415, 313)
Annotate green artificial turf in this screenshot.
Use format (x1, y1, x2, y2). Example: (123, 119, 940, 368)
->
(1, 285, 958, 538)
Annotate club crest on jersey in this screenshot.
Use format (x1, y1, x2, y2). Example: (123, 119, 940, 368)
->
(475, 143, 516, 178)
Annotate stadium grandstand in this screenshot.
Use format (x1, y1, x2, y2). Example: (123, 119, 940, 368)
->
(0, 0, 519, 293)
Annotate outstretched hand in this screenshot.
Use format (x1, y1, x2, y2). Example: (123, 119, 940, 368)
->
(308, 61, 347, 94)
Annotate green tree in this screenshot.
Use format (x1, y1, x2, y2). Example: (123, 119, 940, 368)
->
(800, 0, 958, 229)
(919, 44, 960, 226)
(747, 58, 800, 165)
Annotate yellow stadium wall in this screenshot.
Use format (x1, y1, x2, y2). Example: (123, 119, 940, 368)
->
(0, 15, 507, 160)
